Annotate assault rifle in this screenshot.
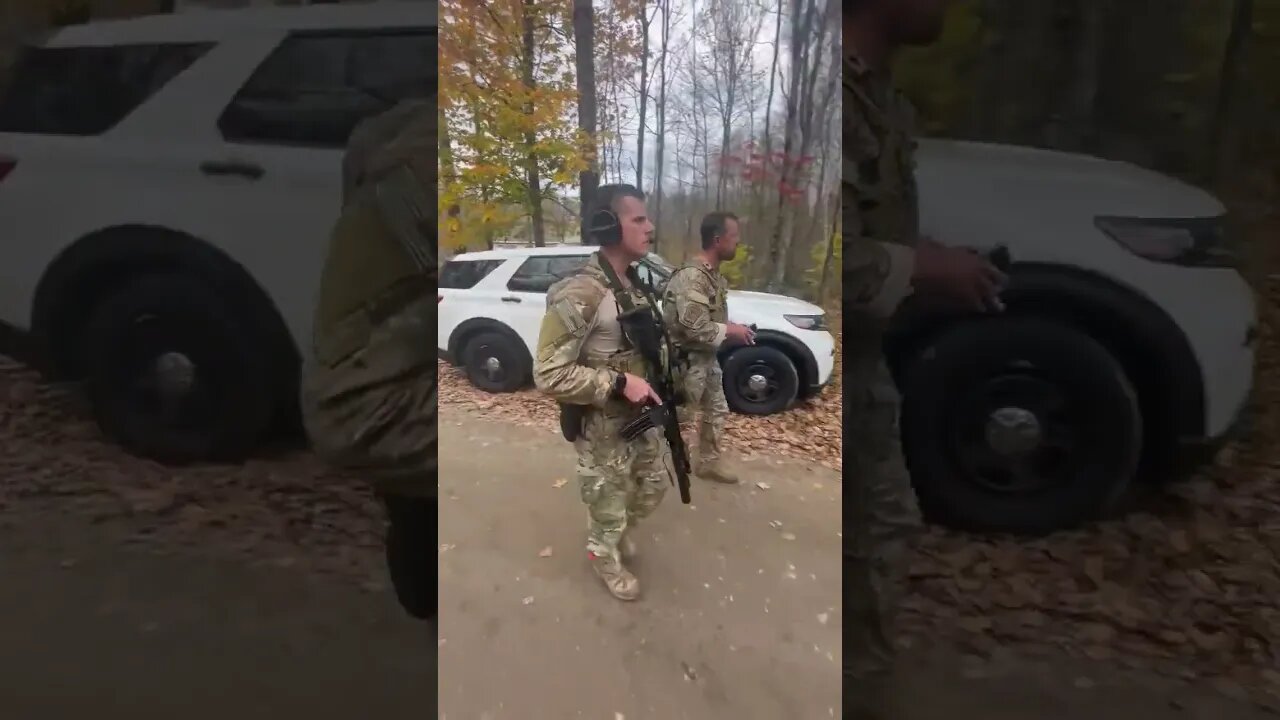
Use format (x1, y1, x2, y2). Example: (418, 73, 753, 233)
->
(616, 276, 693, 505)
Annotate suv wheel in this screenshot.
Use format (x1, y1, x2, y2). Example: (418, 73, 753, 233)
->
(462, 331, 530, 393)
(722, 345, 799, 415)
(81, 273, 277, 463)
(901, 316, 1142, 535)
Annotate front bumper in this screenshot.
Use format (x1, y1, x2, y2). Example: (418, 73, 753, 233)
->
(806, 330, 836, 395)
(1156, 268, 1256, 441)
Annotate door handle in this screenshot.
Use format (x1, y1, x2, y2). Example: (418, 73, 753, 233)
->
(501, 296, 522, 303)
(200, 160, 265, 180)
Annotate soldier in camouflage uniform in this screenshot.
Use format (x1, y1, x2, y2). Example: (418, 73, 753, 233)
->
(845, 1, 1006, 716)
(299, 98, 435, 623)
(533, 184, 669, 602)
(662, 211, 757, 484)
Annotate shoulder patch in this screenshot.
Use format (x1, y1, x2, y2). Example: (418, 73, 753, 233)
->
(548, 274, 607, 320)
(551, 297, 589, 338)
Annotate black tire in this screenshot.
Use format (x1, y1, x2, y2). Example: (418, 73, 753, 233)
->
(722, 344, 800, 415)
(461, 330, 530, 393)
(900, 316, 1142, 535)
(81, 273, 277, 463)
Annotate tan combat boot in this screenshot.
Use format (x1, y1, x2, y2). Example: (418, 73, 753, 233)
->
(697, 460, 739, 484)
(589, 552, 640, 601)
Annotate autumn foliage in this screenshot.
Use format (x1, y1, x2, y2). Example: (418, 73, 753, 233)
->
(439, 0, 594, 253)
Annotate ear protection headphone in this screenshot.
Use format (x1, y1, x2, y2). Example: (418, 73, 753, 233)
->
(588, 207, 623, 246)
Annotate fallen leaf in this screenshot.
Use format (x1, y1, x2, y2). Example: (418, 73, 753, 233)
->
(522, 596, 535, 605)
(538, 546, 553, 558)
(756, 482, 771, 490)
(552, 478, 568, 489)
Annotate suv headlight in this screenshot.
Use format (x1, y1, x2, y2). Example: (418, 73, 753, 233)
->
(784, 314, 827, 331)
(1094, 215, 1235, 267)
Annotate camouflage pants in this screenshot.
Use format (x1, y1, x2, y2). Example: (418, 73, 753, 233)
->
(844, 331, 922, 718)
(683, 357, 728, 466)
(300, 294, 436, 499)
(574, 404, 668, 562)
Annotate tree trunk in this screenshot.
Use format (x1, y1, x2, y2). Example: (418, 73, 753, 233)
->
(653, 0, 671, 251)
(1207, 0, 1253, 183)
(520, 0, 546, 247)
(438, 101, 459, 220)
(817, 190, 838, 303)
(573, 0, 598, 241)
(749, 0, 783, 282)
(636, 3, 652, 189)
(767, 0, 817, 292)
(472, 109, 495, 250)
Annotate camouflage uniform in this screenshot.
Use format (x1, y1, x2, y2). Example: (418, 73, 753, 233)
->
(844, 52, 925, 717)
(662, 259, 735, 483)
(299, 99, 435, 619)
(534, 253, 669, 601)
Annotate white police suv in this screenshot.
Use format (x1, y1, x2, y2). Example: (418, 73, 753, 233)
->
(891, 138, 1257, 535)
(437, 246, 837, 416)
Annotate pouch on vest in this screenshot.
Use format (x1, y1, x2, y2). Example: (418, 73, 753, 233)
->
(559, 402, 585, 442)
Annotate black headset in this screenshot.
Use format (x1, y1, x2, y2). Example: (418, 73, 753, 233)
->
(588, 207, 623, 246)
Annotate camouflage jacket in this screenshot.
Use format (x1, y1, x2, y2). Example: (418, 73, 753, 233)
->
(312, 99, 434, 366)
(844, 51, 919, 320)
(662, 259, 728, 356)
(533, 253, 652, 406)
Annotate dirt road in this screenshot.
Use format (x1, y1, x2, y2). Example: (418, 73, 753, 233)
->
(0, 517, 434, 720)
(437, 410, 1272, 720)
(438, 412, 843, 719)
(0, 355, 1273, 719)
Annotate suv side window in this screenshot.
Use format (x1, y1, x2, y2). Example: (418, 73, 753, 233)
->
(441, 259, 504, 289)
(508, 256, 589, 293)
(0, 43, 212, 135)
(219, 30, 433, 148)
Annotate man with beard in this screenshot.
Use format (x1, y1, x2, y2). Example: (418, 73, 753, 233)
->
(845, 0, 1006, 717)
(661, 211, 757, 485)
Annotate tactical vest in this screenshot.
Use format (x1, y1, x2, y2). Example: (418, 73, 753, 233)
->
(666, 262, 728, 357)
(312, 189, 430, 366)
(574, 255, 656, 383)
(845, 55, 919, 249)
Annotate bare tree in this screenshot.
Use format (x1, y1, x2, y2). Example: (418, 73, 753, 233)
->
(635, 3, 659, 188)
(754, 0, 783, 222)
(697, 0, 765, 206)
(765, 0, 822, 291)
(652, 0, 676, 250)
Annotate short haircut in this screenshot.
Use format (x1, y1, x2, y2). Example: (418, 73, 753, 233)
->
(699, 211, 739, 249)
(592, 183, 646, 217)
(587, 183, 647, 244)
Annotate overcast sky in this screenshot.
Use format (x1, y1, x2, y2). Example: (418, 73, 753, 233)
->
(586, 0, 839, 203)
(615, 0, 786, 192)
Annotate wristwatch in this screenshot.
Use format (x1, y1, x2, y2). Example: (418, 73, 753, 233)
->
(612, 372, 628, 399)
